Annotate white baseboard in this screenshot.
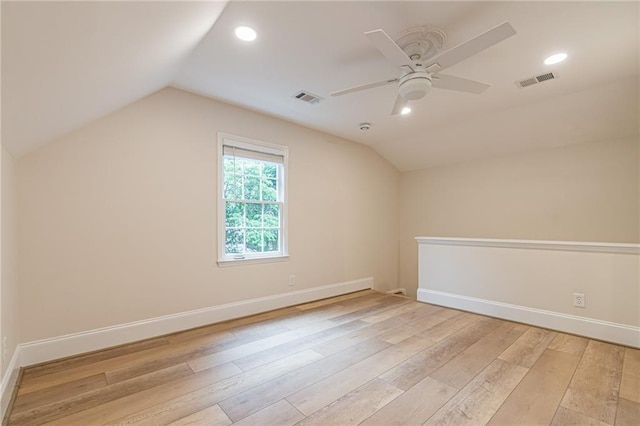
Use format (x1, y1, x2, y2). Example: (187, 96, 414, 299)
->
(18, 277, 374, 368)
(417, 289, 640, 348)
(1, 346, 21, 421)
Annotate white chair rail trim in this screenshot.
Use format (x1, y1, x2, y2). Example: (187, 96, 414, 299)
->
(415, 237, 640, 255)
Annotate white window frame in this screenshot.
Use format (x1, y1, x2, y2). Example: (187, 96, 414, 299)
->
(217, 132, 289, 266)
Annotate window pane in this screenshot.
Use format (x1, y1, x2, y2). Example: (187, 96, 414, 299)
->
(264, 204, 279, 227)
(264, 229, 279, 252)
(244, 175, 261, 200)
(246, 203, 262, 228)
(263, 163, 277, 179)
(223, 158, 243, 199)
(262, 178, 277, 201)
(225, 202, 244, 227)
(225, 229, 244, 254)
(246, 229, 263, 252)
(243, 160, 260, 176)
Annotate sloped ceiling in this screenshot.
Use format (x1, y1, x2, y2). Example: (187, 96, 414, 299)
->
(2, 1, 639, 171)
(1, 1, 228, 157)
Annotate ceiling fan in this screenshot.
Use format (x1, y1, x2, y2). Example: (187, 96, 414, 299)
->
(331, 22, 516, 115)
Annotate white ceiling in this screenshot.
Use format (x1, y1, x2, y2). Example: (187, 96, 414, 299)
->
(2, 1, 639, 171)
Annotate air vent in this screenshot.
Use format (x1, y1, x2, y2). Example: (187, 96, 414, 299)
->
(516, 72, 557, 88)
(536, 72, 555, 82)
(293, 91, 323, 104)
(518, 77, 538, 88)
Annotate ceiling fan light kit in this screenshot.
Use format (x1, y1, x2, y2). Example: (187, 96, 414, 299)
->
(331, 21, 517, 116)
(399, 72, 432, 100)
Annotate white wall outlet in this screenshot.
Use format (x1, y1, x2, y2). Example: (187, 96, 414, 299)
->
(289, 275, 295, 286)
(573, 293, 586, 308)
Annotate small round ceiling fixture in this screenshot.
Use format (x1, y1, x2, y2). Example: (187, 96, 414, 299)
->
(544, 52, 567, 65)
(359, 122, 372, 131)
(235, 26, 257, 41)
(401, 107, 412, 115)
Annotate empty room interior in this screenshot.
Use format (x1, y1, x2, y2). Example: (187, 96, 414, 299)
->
(0, 1, 639, 425)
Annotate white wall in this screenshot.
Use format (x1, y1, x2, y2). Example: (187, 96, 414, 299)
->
(17, 87, 400, 343)
(400, 137, 640, 297)
(1, 145, 17, 372)
(1, 147, 18, 373)
(417, 239, 639, 347)
(1, 145, 19, 415)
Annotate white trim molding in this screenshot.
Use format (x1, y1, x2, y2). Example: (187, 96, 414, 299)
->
(1, 347, 21, 420)
(415, 237, 640, 255)
(17, 277, 374, 368)
(418, 289, 640, 348)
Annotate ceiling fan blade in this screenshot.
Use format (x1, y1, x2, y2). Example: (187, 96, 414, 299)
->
(432, 73, 490, 94)
(391, 95, 408, 116)
(424, 22, 516, 72)
(330, 78, 398, 97)
(364, 29, 413, 69)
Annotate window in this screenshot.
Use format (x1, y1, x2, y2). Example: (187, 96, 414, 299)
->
(217, 133, 288, 263)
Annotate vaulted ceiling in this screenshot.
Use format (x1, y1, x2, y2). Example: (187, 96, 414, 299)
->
(1, 1, 228, 158)
(2, 1, 638, 171)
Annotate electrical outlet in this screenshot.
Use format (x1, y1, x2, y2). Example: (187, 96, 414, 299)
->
(289, 275, 296, 286)
(573, 293, 585, 308)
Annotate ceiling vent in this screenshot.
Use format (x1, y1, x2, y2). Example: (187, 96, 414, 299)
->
(293, 91, 323, 104)
(516, 72, 557, 88)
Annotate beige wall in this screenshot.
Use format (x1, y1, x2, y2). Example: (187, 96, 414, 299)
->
(400, 137, 640, 297)
(17, 87, 400, 342)
(1, 145, 18, 376)
(13, 86, 639, 343)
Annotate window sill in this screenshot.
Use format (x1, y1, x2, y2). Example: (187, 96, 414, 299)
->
(217, 254, 290, 267)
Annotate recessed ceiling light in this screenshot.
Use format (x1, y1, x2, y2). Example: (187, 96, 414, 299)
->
(544, 53, 567, 65)
(235, 26, 257, 42)
(401, 107, 411, 115)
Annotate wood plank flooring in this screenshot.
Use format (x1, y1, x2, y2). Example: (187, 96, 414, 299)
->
(5, 290, 639, 425)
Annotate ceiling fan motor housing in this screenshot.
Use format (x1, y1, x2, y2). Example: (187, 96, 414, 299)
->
(399, 72, 432, 100)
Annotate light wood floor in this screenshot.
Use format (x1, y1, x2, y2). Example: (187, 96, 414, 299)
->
(5, 290, 640, 425)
